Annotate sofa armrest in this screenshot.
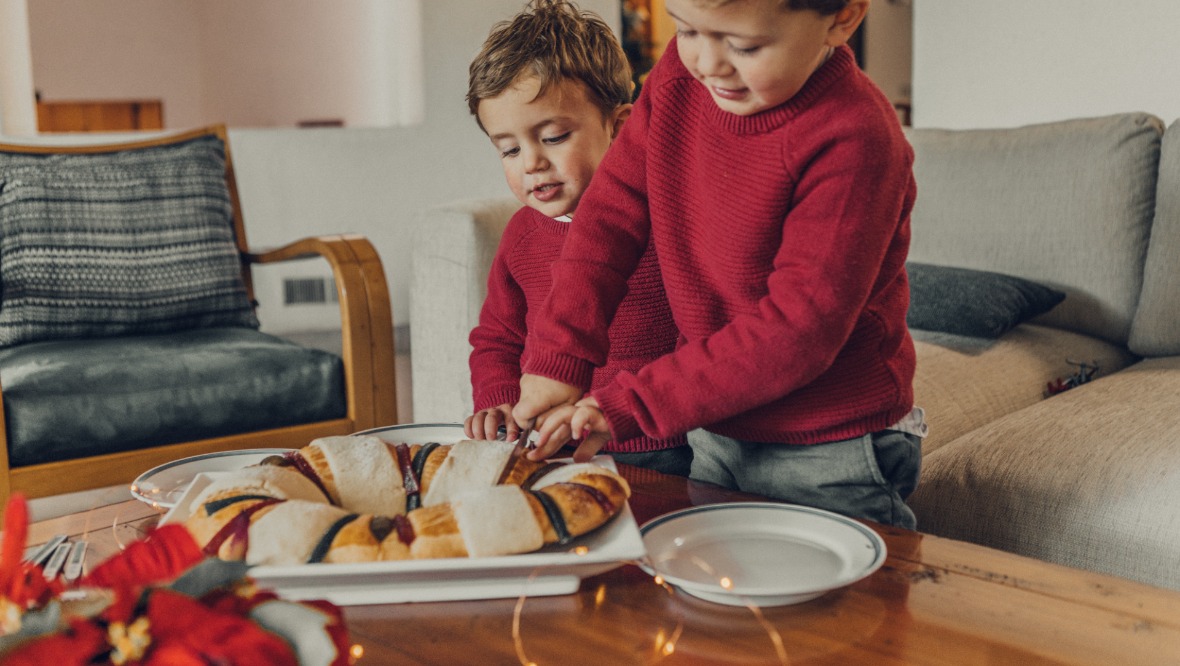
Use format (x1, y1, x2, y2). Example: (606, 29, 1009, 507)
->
(410, 198, 519, 423)
(247, 234, 397, 430)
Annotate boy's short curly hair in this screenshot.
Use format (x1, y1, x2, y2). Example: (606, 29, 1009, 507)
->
(694, 0, 849, 13)
(467, 0, 633, 132)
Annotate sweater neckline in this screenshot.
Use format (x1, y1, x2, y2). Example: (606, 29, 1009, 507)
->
(706, 45, 855, 135)
(526, 207, 571, 235)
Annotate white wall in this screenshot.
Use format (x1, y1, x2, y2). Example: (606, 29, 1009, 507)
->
(0, 0, 37, 135)
(913, 0, 1180, 129)
(25, 0, 422, 129)
(2, 0, 623, 332)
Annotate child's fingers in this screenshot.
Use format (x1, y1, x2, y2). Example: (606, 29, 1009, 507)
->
(571, 432, 608, 463)
(514, 374, 583, 428)
(463, 414, 476, 439)
(569, 405, 607, 441)
(479, 410, 504, 440)
(526, 407, 575, 460)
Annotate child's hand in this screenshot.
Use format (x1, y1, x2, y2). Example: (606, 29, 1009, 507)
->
(528, 396, 610, 463)
(513, 373, 583, 431)
(464, 403, 517, 441)
(568, 396, 610, 462)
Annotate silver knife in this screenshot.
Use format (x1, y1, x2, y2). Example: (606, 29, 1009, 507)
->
(516, 418, 536, 450)
(63, 540, 88, 582)
(42, 541, 72, 579)
(26, 534, 67, 566)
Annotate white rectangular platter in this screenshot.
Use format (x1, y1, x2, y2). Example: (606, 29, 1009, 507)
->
(160, 423, 646, 606)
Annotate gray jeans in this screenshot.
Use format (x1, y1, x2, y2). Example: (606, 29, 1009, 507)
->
(688, 428, 922, 529)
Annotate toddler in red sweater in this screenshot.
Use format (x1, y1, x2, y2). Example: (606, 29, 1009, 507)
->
(513, 0, 925, 528)
(463, 0, 690, 475)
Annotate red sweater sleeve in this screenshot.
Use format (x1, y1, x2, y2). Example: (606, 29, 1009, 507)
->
(522, 60, 657, 390)
(524, 43, 915, 444)
(469, 214, 530, 412)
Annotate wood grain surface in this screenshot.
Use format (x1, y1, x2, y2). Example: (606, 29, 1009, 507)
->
(25, 465, 1180, 665)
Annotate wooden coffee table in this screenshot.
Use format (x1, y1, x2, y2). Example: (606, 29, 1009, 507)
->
(26, 466, 1180, 665)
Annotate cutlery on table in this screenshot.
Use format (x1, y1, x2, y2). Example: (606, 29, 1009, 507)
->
(62, 540, 88, 582)
(26, 533, 67, 566)
(516, 418, 536, 451)
(42, 541, 72, 579)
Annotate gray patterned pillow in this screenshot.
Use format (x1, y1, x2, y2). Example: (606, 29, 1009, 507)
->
(0, 135, 259, 347)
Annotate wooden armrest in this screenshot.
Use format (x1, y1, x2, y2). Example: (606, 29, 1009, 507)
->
(246, 234, 397, 429)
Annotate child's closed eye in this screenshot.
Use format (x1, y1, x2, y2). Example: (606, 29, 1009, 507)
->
(728, 42, 760, 56)
(542, 132, 571, 146)
(500, 146, 520, 158)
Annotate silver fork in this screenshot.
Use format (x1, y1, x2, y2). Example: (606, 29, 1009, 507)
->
(62, 540, 88, 582)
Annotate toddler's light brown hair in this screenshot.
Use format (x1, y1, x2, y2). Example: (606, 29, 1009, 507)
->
(694, 0, 850, 13)
(467, 0, 633, 133)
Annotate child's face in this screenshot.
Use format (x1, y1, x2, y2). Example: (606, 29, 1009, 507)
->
(666, 0, 856, 116)
(478, 76, 627, 218)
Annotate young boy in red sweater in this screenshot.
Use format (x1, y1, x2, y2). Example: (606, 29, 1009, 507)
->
(463, 0, 690, 475)
(513, 0, 925, 527)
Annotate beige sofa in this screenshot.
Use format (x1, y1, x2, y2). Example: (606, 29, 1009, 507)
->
(411, 112, 1180, 592)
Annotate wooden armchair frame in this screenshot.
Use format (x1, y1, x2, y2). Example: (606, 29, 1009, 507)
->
(0, 125, 397, 503)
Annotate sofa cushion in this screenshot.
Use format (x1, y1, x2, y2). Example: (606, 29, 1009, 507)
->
(912, 324, 1138, 454)
(0, 328, 345, 467)
(0, 135, 259, 348)
(909, 355, 1180, 591)
(907, 262, 1065, 338)
(1129, 118, 1180, 356)
(410, 197, 519, 422)
(906, 113, 1162, 345)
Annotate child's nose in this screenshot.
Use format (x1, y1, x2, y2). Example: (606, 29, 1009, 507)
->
(523, 147, 549, 173)
(696, 41, 730, 78)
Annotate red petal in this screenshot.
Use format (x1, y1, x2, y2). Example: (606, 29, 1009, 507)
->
(82, 524, 203, 589)
(1, 494, 29, 588)
(0, 618, 106, 665)
(146, 589, 299, 666)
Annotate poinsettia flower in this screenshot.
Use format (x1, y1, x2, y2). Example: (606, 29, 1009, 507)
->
(202, 586, 352, 666)
(0, 617, 107, 665)
(2, 494, 353, 665)
(138, 588, 298, 666)
(0, 494, 63, 616)
(82, 524, 204, 592)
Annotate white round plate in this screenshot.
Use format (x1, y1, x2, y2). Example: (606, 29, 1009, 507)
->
(130, 448, 291, 508)
(639, 502, 887, 607)
(353, 422, 468, 443)
(132, 424, 473, 509)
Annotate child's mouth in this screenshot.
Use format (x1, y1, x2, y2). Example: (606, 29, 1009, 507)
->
(532, 183, 562, 202)
(711, 86, 748, 101)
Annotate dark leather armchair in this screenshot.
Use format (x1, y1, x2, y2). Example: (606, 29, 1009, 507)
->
(0, 125, 397, 505)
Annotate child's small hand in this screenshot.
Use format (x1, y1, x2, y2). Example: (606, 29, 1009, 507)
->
(528, 396, 610, 462)
(513, 374, 583, 431)
(568, 396, 610, 462)
(464, 403, 517, 441)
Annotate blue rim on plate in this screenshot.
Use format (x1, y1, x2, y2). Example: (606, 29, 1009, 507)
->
(353, 422, 466, 438)
(638, 502, 887, 607)
(130, 448, 292, 508)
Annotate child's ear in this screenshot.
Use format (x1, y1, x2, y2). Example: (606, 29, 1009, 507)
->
(610, 103, 633, 140)
(825, 0, 870, 48)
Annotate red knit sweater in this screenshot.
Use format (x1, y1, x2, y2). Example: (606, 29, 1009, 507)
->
(469, 206, 685, 453)
(522, 42, 917, 445)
